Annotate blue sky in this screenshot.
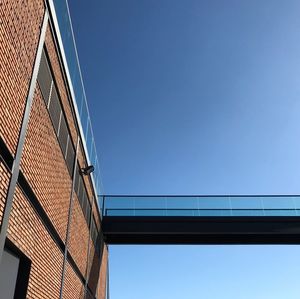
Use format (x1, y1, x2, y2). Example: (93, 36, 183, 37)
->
(69, 1, 300, 298)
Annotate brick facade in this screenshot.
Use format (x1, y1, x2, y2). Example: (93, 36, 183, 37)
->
(97, 247, 108, 299)
(8, 186, 63, 299)
(0, 0, 44, 155)
(0, 1, 107, 298)
(0, 162, 10, 226)
(68, 194, 90, 276)
(20, 86, 72, 242)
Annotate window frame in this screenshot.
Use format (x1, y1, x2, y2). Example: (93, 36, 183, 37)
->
(4, 239, 31, 299)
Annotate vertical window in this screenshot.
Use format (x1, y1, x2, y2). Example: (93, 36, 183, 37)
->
(66, 141, 75, 175)
(48, 86, 62, 134)
(74, 165, 80, 194)
(0, 241, 31, 299)
(37, 50, 52, 106)
(0, 249, 20, 299)
(58, 114, 69, 156)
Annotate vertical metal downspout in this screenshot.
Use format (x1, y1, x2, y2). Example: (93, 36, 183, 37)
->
(0, 10, 49, 264)
(59, 137, 80, 299)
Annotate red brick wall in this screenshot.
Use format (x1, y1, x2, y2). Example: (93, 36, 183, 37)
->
(8, 186, 63, 299)
(0, 161, 10, 226)
(87, 240, 101, 293)
(0, 1, 107, 298)
(63, 262, 85, 299)
(0, 0, 44, 155)
(68, 193, 89, 276)
(97, 246, 108, 299)
(20, 86, 72, 242)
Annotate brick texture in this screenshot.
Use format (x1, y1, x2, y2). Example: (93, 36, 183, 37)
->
(8, 186, 63, 299)
(20, 86, 72, 242)
(0, 161, 10, 226)
(87, 241, 101, 294)
(63, 262, 85, 299)
(68, 193, 89, 276)
(97, 246, 108, 299)
(0, 0, 44, 155)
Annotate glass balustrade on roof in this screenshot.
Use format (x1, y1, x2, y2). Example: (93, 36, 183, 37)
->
(52, 0, 103, 197)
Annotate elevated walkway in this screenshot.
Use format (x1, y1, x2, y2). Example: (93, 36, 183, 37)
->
(100, 196, 300, 245)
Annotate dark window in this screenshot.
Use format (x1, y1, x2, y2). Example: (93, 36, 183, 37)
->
(58, 115, 69, 157)
(78, 176, 84, 202)
(48, 86, 62, 134)
(91, 220, 96, 243)
(74, 166, 80, 194)
(75, 171, 92, 227)
(82, 191, 87, 218)
(37, 50, 52, 105)
(0, 240, 31, 299)
(90, 217, 100, 253)
(0, 249, 20, 298)
(66, 140, 75, 175)
(85, 196, 91, 226)
(81, 189, 91, 225)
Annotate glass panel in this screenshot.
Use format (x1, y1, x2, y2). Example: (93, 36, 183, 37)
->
(230, 196, 263, 209)
(264, 210, 297, 216)
(103, 196, 300, 217)
(262, 196, 296, 209)
(197, 197, 231, 209)
(231, 210, 264, 216)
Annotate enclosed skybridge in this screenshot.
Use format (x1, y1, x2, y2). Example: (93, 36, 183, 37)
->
(100, 195, 300, 245)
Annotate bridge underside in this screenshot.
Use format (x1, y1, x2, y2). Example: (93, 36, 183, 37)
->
(102, 216, 300, 245)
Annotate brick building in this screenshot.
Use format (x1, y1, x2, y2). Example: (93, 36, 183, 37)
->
(0, 1, 107, 298)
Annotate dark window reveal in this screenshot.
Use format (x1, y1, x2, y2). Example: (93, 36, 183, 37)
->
(48, 86, 62, 134)
(37, 50, 52, 105)
(66, 140, 75, 175)
(58, 115, 69, 156)
(0, 240, 31, 299)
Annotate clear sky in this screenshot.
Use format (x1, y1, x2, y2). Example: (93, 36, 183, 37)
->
(68, 1, 300, 298)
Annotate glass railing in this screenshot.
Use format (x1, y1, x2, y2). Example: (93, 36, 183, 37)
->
(100, 195, 300, 217)
(51, 0, 103, 197)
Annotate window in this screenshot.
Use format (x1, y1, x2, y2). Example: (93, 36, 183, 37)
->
(74, 165, 80, 194)
(48, 86, 62, 134)
(0, 249, 20, 298)
(58, 114, 68, 156)
(66, 140, 75, 175)
(37, 50, 52, 105)
(74, 166, 93, 228)
(0, 241, 31, 299)
(37, 48, 76, 178)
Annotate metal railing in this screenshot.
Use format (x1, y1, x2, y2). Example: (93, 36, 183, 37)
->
(100, 195, 300, 217)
